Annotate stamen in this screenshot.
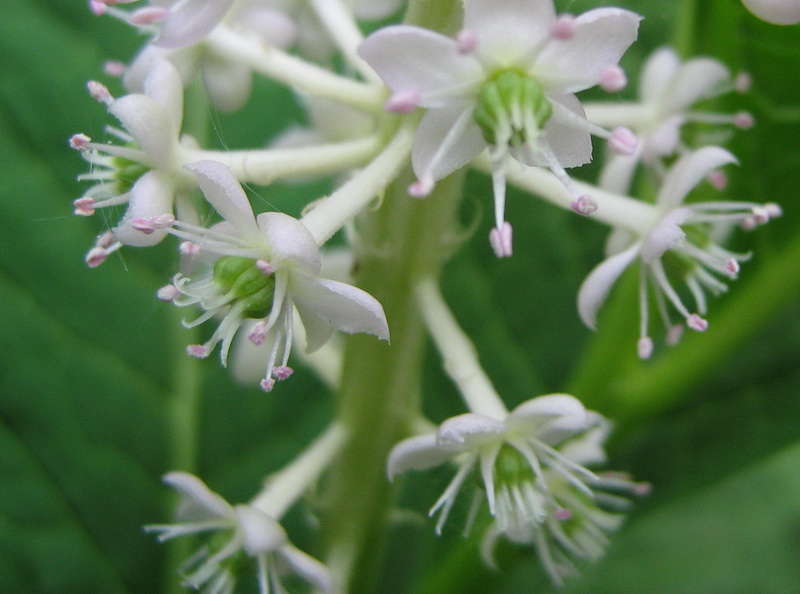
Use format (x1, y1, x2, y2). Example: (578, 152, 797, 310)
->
(87, 80, 113, 104)
(707, 169, 728, 190)
(131, 214, 176, 234)
(103, 60, 126, 77)
(255, 259, 273, 275)
(248, 321, 269, 346)
(408, 174, 435, 198)
(554, 508, 572, 521)
(73, 197, 96, 216)
(550, 15, 577, 40)
(187, 345, 210, 358)
(666, 323, 684, 346)
(259, 378, 276, 392)
(571, 195, 598, 216)
(157, 284, 180, 301)
(608, 127, 638, 156)
(69, 133, 92, 151)
(128, 6, 170, 25)
(456, 29, 479, 54)
(272, 366, 293, 380)
(85, 246, 108, 268)
(599, 66, 628, 92)
(89, 1, 107, 16)
(385, 90, 420, 114)
(180, 241, 200, 256)
(734, 72, 752, 93)
(489, 222, 513, 258)
(686, 313, 708, 332)
(734, 111, 755, 129)
(637, 336, 653, 360)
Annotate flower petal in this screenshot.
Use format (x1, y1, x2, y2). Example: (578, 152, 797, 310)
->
(656, 146, 738, 211)
(110, 94, 175, 165)
(155, 0, 235, 49)
(143, 59, 184, 135)
(533, 8, 642, 94)
(163, 471, 234, 519)
(185, 160, 260, 240)
(358, 26, 483, 107)
(464, 0, 555, 65)
(639, 47, 680, 103)
(387, 434, 453, 479)
(437, 413, 506, 448)
(291, 274, 389, 350)
(113, 171, 175, 246)
(577, 243, 640, 329)
(202, 57, 253, 113)
(640, 208, 690, 263)
(664, 58, 730, 112)
(411, 104, 486, 181)
(559, 412, 611, 466)
(741, 0, 800, 24)
(507, 394, 586, 436)
(541, 94, 593, 168)
(234, 505, 287, 555)
(257, 212, 321, 273)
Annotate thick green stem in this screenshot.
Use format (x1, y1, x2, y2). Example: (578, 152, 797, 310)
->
(321, 166, 465, 592)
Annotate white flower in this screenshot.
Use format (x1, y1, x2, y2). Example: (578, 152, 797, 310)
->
(359, 0, 640, 254)
(72, 60, 197, 266)
(146, 471, 334, 594)
(578, 146, 781, 358)
(388, 394, 646, 584)
(163, 160, 389, 391)
(741, 0, 800, 24)
(587, 47, 753, 194)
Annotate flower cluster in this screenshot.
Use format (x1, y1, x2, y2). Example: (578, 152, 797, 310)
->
(70, 0, 787, 590)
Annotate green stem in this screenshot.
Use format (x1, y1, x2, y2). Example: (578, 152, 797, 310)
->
(321, 166, 466, 592)
(673, 0, 698, 58)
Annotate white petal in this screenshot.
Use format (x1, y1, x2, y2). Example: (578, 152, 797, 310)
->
(257, 212, 321, 273)
(533, 8, 641, 94)
(124, 45, 198, 95)
(640, 208, 690, 263)
(202, 58, 253, 113)
(110, 95, 175, 164)
(113, 171, 175, 246)
(656, 146, 738, 211)
(437, 413, 506, 448)
(741, 0, 800, 24)
(291, 274, 389, 347)
(143, 59, 184, 135)
(185, 160, 260, 240)
(411, 104, 486, 181)
(559, 412, 611, 466)
(642, 115, 684, 161)
(234, 505, 286, 555)
(639, 47, 680, 103)
(541, 94, 592, 168)
(465, 0, 555, 65)
(387, 434, 453, 479)
(163, 471, 234, 519)
(664, 58, 730, 112)
(358, 26, 483, 107)
(507, 394, 586, 433)
(155, 0, 235, 49)
(280, 544, 336, 594)
(577, 243, 640, 329)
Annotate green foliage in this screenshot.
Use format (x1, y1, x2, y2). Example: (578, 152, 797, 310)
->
(1, 0, 799, 592)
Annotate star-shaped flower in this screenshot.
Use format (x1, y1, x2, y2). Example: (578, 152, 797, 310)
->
(146, 471, 334, 594)
(162, 160, 389, 391)
(72, 59, 196, 266)
(388, 394, 647, 584)
(578, 146, 781, 358)
(359, 0, 641, 255)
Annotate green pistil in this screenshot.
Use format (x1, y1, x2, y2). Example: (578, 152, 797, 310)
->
(213, 256, 276, 319)
(661, 225, 711, 281)
(112, 153, 150, 194)
(473, 70, 552, 147)
(494, 444, 536, 485)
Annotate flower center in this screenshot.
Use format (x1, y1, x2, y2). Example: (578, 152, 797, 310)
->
(112, 151, 150, 194)
(213, 256, 276, 319)
(473, 70, 552, 148)
(494, 443, 536, 485)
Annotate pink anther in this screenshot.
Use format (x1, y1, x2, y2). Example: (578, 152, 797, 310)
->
(707, 169, 728, 190)
(260, 378, 276, 392)
(724, 259, 740, 276)
(551, 15, 576, 40)
(157, 284, 180, 301)
(666, 323, 684, 346)
(385, 90, 421, 114)
(248, 321, 269, 346)
(456, 29, 479, 54)
(489, 222, 513, 258)
(609, 126, 638, 156)
(408, 174, 434, 198)
(186, 344, 210, 358)
(87, 80, 112, 104)
(686, 314, 708, 332)
(69, 133, 92, 151)
(85, 246, 108, 268)
(256, 259, 273, 275)
(179, 241, 199, 256)
(128, 6, 170, 25)
(599, 65, 628, 92)
(571, 195, 598, 216)
(735, 111, 754, 129)
(554, 508, 573, 521)
(103, 61, 126, 78)
(272, 366, 293, 380)
(637, 337, 653, 360)
(73, 197, 96, 216)
(734, 72, 752, 94)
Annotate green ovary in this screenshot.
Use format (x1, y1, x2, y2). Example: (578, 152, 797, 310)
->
(213, 256, 276, 319)
(112, 154, 150, 194)
(494, 444, 536, 486)
(473, 70, 552, 147)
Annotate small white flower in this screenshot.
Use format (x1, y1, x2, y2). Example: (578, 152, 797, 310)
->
(388, 394, 646, 584)
(589, 47, 753, 194)
(72, 59, 196, 266)
(359, 0, 641, 253)
(165, 160, 389, 391)
(146, 471, 334, 594)
(578, 146, 781, 358)
(741, 0, 800, 24)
